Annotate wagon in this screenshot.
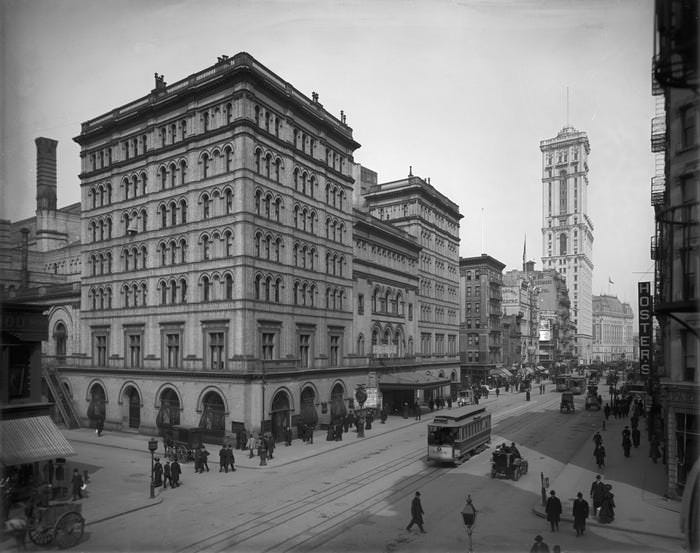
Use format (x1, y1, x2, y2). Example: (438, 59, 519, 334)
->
(490, 449, 528, 481)
(560, 391, 575, 413)
(27, 500, 85, 549)
(163, 425, 203, 463)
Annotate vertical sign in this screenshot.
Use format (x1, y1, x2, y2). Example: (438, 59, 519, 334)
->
(638, 282, 653, 377)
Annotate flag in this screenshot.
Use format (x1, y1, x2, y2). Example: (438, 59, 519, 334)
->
(523, 234, 526, 264)
(609, 276, 614, 284)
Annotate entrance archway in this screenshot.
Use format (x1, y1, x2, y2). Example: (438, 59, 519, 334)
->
(157, 388, 180, 430)
(199, 390, 226, 443)
(270, 390, 291, 443)
(124, 386, 140, 429)
(87, 383, 106, 427)
(330, 383, 346, 426)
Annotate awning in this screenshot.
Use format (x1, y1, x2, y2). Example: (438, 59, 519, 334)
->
(379, 375, 451, 391)
(0, 416, 76, 466)
(489, 367, 512, 378)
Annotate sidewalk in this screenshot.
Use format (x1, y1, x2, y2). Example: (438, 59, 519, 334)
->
(531, 398, 683, 541)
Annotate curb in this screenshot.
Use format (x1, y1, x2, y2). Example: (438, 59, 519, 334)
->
(87, 497, 163, 526)
(531, 500, 682, 541)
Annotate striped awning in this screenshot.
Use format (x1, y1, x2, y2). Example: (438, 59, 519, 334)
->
(0, 416, 75, 466)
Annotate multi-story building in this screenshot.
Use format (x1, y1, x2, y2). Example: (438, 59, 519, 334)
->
(540, 126, 594, 364)
(531, 268, 575, 371)
(459, 254, 505, 385)
(24, 53, 462, 443)
(502, 262, 542, 367)
(650, 0, 699, 514)
(591, 294, 635, 363)
(357, 167, 462, 403)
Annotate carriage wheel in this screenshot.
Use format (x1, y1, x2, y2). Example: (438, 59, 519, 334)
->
(176, 445, 188, 463)
(513, 468, 520, 481)
(54, 512, 85, 549)
(29, 524, 55, 546)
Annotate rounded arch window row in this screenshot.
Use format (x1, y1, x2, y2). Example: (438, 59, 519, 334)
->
(201, 185, 235, 219)
(371, 286, 405, 316)
(121, 208, 148, 236)
(324, 217, 346, 244)
(88, 181, 114, 208)
(293, 241, 317, 271)
(254, 230, 282, 262)
(255, 272, 283, 303)
(199, 271, 235, 302)
(324, 286, 346, 311)
(324, 250, 346, 277)
(324, 181, 347, 211)
(121, 280, 148, 308)
(158, 197, 188, 228)
(88, 285, 113, 310)
(88, 216, 113, 242)
(293, 204, 318, 234)
(159, 275, 190, 305)
(253, 104, 282, 137)
(255, 188, 283, 221)
(158, 237, 188, 266)
(87, 251, 113, 276)
(254, 147, 283, 183)
(200, 144, 235, 179)
(292, 166, 317, 199)
(122, 171, 149, 200)
(46, 258, 81, 276)
(200, 228, 234, 260)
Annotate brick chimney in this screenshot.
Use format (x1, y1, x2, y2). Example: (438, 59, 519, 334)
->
(36, 137, 58, 211)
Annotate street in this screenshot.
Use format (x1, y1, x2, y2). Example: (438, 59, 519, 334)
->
(55, 388, 681, 553)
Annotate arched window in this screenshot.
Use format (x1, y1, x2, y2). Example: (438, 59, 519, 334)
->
(170, 202, 177, 226)
(225, 274, 233, 299)
(265, 153, 271, 178)
(254, 149, 261, 173)
(224, 231, 233, 257)
(180, 239, 187, 263)
(202, 194, 210, 219)
(255, 232, 261, 257)
(255, 190, 262, 216)
(160, 166, 167, 190)
(202, 154, 210, 178)
(180, 200, 187, 224)
(179, 161, 187, 186)
(202, 276, 211, 301)
(275, 158, 281, 181)
(202, 236, 211, 260)
(226, 103, 233, 124)
(225, 189, 233, 214)
(170, 163, 177, 187)
(180, 279, 187, 303)
(140, 209, 147, 232)
(202, 112, 209, 132)
(160, 281, 167, 305)
(160, 205, 167, 228)
(255, 274, 262, 300)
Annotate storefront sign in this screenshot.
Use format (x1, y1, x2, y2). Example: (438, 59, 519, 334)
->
(364, 387, 379, 408)
(638, 282, 653, 377)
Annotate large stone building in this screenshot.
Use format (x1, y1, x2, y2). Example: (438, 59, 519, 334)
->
(502, 262, 542, 368)
(591, 294, 635, 363)
(650, 0, 699, 517)
(540, 126, 594, 364)
(458, 254, 505, 384)
(24, 52, 463, 442)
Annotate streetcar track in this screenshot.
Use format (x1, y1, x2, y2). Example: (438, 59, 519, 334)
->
(176, 394, 572, 553)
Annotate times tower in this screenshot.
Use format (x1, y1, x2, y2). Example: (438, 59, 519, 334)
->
(540, 126, 594, 364)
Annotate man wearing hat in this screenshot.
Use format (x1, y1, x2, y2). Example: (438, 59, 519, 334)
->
(405, 491, 426, 533)
(590, 474, 605, 516)
(545, 490, 562, 532)
(530, 534, 549, 553)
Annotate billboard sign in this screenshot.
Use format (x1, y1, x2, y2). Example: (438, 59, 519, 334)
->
(539, 318, 552, 342)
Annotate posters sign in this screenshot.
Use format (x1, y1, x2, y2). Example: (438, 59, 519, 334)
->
(638, 281, 653, 377)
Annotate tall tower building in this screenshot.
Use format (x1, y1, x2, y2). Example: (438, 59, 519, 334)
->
(540, 126, 593, 364)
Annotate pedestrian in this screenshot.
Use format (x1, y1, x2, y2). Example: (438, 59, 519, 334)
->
(163, 460, 172, 488)
(247, 434, 257, 458)
(590, 474, 605, 516)
(227, 444, 236, 471)
(405, 491, 426, 533)
(96, 416, 105, 437)
(194, 446, 203, 473)
(153, 457, 163, 487)
(545, 490, 562, 532)
(201, 446, 210, 471)
(267, 434, 275, 459)
(650, 435, 661, 463)
(529, 534, 550, 553)
(622, 435, 632, 458)
(632, 427, 641, 448)
(70, 469, 84, 501)
(238, 428, 248, 451)
(495, 388, 500, 398)
(285, 425, 293, 446)
(594, 444, 606, 469)
(604, 403, 611, 420)
(631, 414, 639, 430)
(598, 484, 615, 523)
(219, 445, 228, 473)
(572, 491, 589, 536)
(258, 435, 267, 466)
(170, 458, 181, 487)
(593, 431, 602, 447)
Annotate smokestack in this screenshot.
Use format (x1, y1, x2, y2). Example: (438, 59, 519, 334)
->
(36, 137, 58, 211)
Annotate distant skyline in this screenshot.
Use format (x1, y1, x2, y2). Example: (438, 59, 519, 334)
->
(1, 0, 655, 308)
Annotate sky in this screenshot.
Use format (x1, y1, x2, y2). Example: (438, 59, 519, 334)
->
(0, 0, 656, 309)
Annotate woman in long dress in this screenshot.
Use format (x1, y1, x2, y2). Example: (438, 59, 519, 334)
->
(598, 485, 615, 523)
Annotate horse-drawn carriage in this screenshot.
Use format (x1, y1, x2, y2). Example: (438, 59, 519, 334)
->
(26, 500, 85, 549)
(584, 384, 601, 411)
(560, 391, 575, 413)
(490, 445, 528, 481)
(162, 425, 203, 463)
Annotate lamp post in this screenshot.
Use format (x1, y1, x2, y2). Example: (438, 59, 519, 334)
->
(148, 438, 158, 498)
(461, 494, 477, 552)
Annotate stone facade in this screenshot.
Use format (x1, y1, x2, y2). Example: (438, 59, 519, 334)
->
(591, 294, 635, 363)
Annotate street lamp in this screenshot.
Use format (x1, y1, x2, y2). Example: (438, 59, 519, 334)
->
(461, 495, 477, 552)
(148, 438, 158, 499)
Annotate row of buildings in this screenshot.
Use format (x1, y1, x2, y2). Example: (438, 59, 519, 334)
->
(2, 52, 635, 446)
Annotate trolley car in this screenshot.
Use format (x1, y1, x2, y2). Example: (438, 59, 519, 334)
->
(554, 374, 586, 395)
(427, 406, 491, 464)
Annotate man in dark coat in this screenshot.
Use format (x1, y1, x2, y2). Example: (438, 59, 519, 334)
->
(153, 458, 163, 487)
(594, 444, 606, 470)
(170, 459, 181, 487)
(590, 475, 605, 515)
(572, 492, 589, 536)
(545, 490, 562, 532)
(227, 445, 236, 471)
(200, 446, 210, 472)
(266, 434, 275, 460)
(71, 469, 84, 501)
(194, 446, 203, 473)
(285, 425, 293, 446)
(258, 435, 267, 466)
(529, 534, 549, 553)
(405, 491, 426, 533)
(604, 403, 611, 420)
(622, 433, 632, 458)
(163, 460, 172, 488)
(219, 445, 228, 473)
(632, 427, 641, 448)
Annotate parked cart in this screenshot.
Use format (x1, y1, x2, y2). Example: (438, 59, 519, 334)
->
(162, 425, 203, 463)
(27, 500, 85, 549)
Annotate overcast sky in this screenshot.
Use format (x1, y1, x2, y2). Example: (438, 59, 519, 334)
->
(1, 0, 655, 308)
